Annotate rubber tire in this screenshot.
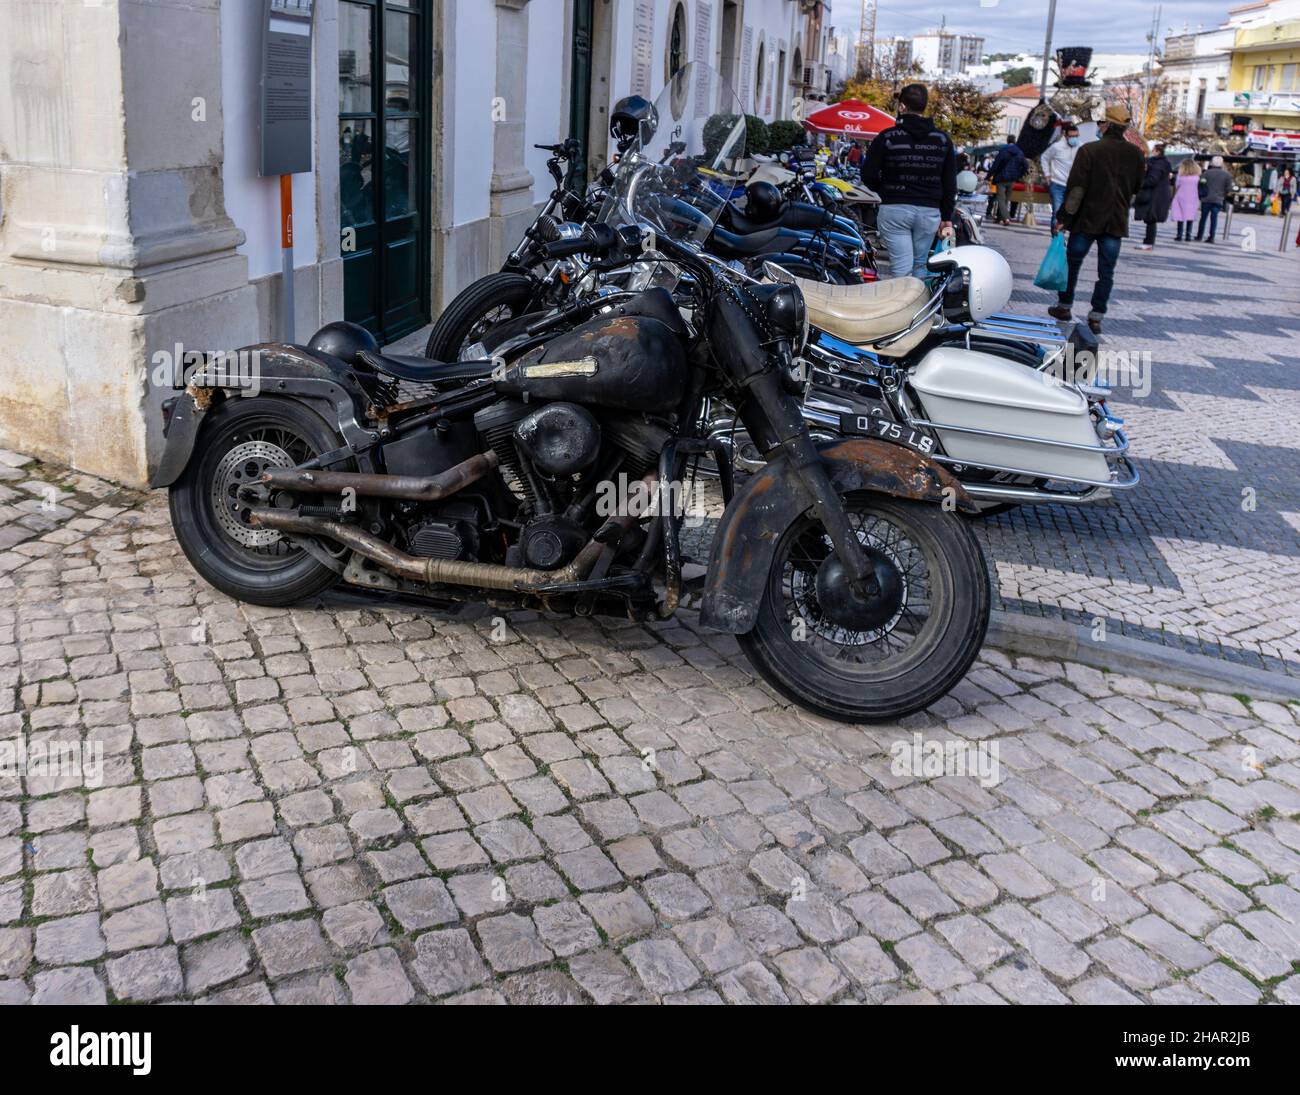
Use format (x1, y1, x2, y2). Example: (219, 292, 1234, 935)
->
(424, 272, 537, 361)
(168, 396, 346, 607)
(738, 496, 990, 723)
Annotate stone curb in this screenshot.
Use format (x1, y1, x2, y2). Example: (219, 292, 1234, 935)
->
(984, 610, 1300, 705)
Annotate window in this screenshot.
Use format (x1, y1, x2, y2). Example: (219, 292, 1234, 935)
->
(667, 3, 686, 80)
(755, 39, 766, 112)
(1253, 65, 1268, 90)
(1283, 64, 1298, 91)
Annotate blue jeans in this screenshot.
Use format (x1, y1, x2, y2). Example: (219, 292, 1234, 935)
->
(877, 203, 943, 279)
(1048, 182, 1067, 227)
(1059, 232, 1122, 316)
(1197, 202, 1222, 240)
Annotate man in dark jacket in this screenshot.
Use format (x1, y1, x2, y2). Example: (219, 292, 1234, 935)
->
(1196, 156, 1234, 242)
(1135, 143, 1174, 249)
(859, 83, 957, 278)
(989, 141, 1028, 224)
(1048, 104, 1146, 335)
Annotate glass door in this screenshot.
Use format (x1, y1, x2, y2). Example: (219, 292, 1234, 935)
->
(338, 0, 429, 342)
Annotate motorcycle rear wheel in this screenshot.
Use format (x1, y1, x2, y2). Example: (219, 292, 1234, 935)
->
(168, 397, 348, 606)
(738, 495, 989, 722)
(424, 272, 536, 361)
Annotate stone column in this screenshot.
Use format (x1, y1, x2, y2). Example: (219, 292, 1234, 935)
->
(488, 0, 537, 268)
(0, 0, 255, 486)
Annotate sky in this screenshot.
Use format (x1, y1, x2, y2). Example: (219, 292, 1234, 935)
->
(851, 0, 1235, 56)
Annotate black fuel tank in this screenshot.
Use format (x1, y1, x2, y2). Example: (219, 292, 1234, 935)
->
(494, 312, 687, 414)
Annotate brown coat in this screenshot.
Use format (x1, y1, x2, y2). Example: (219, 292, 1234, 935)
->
(1059, 128, 1146, 237)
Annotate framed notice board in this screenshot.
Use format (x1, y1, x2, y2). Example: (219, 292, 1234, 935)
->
(260, 0, 316, 177)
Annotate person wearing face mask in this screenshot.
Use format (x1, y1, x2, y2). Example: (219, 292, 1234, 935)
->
(1048, 105, 1146, 335)
(1040, 123, 1080, 235)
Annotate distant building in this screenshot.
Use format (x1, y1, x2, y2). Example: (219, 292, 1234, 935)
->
(1203, 0, 1300, 140)
(911, 30, 985, 77)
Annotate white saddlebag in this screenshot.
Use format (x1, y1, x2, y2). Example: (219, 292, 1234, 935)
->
(907, 346, 1112, 484)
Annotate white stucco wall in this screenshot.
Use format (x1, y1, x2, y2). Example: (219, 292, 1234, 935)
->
(604, 0, 802, 126)
(450, 0, 496, 228)
(221, 1, 319, 280)
(523, 0, 569, 193)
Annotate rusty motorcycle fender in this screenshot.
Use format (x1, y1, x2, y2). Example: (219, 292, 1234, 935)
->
(698, 437, 977, 634)
(149, 344, 373, 488)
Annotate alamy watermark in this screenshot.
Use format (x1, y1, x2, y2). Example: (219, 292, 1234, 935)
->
(890, 733, 1000, 788)
(1044, 342, 1152, 399)
(0, 737, 104, 788)
(147, 344, 263, 397)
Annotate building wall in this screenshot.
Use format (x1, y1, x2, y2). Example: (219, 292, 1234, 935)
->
(1226, 21, 1300, 130)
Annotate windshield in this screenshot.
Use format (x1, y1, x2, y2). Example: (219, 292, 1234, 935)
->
(599, 61, 746, 247)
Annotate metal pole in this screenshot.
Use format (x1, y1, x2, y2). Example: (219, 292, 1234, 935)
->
(1039, 0, 1058, 99)
(1221, 201, 1233, 245)
(1280, 204, 1294, 252)
(280, 174, 296, 342)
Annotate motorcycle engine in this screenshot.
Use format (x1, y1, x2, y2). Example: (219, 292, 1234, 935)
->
(405, 501, 480, 560)
(475, 395, 673, 570)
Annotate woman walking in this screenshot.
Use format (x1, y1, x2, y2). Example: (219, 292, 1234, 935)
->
(1280, 167, 1297, 216)
(1135, 143, 1174, 251)
(1170, 158, 1201, 242)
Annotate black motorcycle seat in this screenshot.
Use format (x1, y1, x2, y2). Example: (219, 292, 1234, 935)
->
(723, 201, 832, 235)
(356, 350, 495, 385)
(708, 226, 786, 258)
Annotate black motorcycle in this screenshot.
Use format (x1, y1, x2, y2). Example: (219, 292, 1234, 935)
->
(152, 64, 989, 723)
(423, 136, 602, 363)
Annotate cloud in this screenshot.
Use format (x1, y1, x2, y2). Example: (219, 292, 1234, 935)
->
(862, 0, 1232, 55)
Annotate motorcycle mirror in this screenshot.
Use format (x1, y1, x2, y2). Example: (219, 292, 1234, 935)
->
(761, 260, 798, 284)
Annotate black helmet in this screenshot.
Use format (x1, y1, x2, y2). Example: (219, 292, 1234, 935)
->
(307, 321, 378, 367)
(744, 181, 784, 223)
(610, 95, 658, 148)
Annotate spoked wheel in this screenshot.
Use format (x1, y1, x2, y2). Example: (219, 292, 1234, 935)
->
(168, 397, 348, 606)
(739, 495, 989, 722)
(424, 272, 537, 361)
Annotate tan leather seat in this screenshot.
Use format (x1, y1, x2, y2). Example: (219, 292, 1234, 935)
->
(795, 275, 935, 357)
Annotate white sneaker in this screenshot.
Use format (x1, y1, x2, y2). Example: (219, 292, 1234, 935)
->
(1138, 244, 1153, 251)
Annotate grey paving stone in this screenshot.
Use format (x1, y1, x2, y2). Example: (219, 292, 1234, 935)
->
(345, 947, 415, 1005)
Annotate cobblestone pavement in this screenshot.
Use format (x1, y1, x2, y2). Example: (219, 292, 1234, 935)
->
(2, 455, 1300, 1005)
(978, 215, 1300, 676)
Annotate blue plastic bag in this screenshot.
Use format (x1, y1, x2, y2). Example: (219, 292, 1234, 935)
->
(1034, 232, 1069, 292)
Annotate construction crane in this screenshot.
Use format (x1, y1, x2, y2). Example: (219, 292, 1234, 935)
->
(855, 0, 876, 80)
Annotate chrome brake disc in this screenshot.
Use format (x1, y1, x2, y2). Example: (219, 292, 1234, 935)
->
(211, 440, 294, 548)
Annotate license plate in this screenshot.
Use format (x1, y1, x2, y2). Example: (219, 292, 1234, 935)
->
(839, 414, 936, 455)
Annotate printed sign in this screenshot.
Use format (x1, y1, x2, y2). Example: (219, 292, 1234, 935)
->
(1245, 128, 1300, 153)
(693, 1, 713, 116)
(631, 0, 655, 97)
(739, 25, 753, 108)
(260, 0, 315, 176)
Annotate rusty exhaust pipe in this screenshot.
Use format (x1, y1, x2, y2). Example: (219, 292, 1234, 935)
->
(261, 451, 498, 502)
(248, 471, 656, 593)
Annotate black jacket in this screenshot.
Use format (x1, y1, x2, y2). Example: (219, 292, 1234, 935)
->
(1059, 127, 1146, 238)
(860, 113, 957, 220)
(1133, 155, 1174, 222)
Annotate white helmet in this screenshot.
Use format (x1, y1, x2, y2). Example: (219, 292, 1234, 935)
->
(955, 169, 979, 194)
(928, 244, 1012, 322)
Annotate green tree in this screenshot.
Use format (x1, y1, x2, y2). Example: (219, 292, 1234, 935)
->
(999, 66, 1035, 88)
(928, 80, 1002, 146)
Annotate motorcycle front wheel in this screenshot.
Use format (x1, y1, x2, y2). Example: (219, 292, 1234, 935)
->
(424, 272, 537, 362)
(738, 494, 989, 723)
(168, 397, 348, 606)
